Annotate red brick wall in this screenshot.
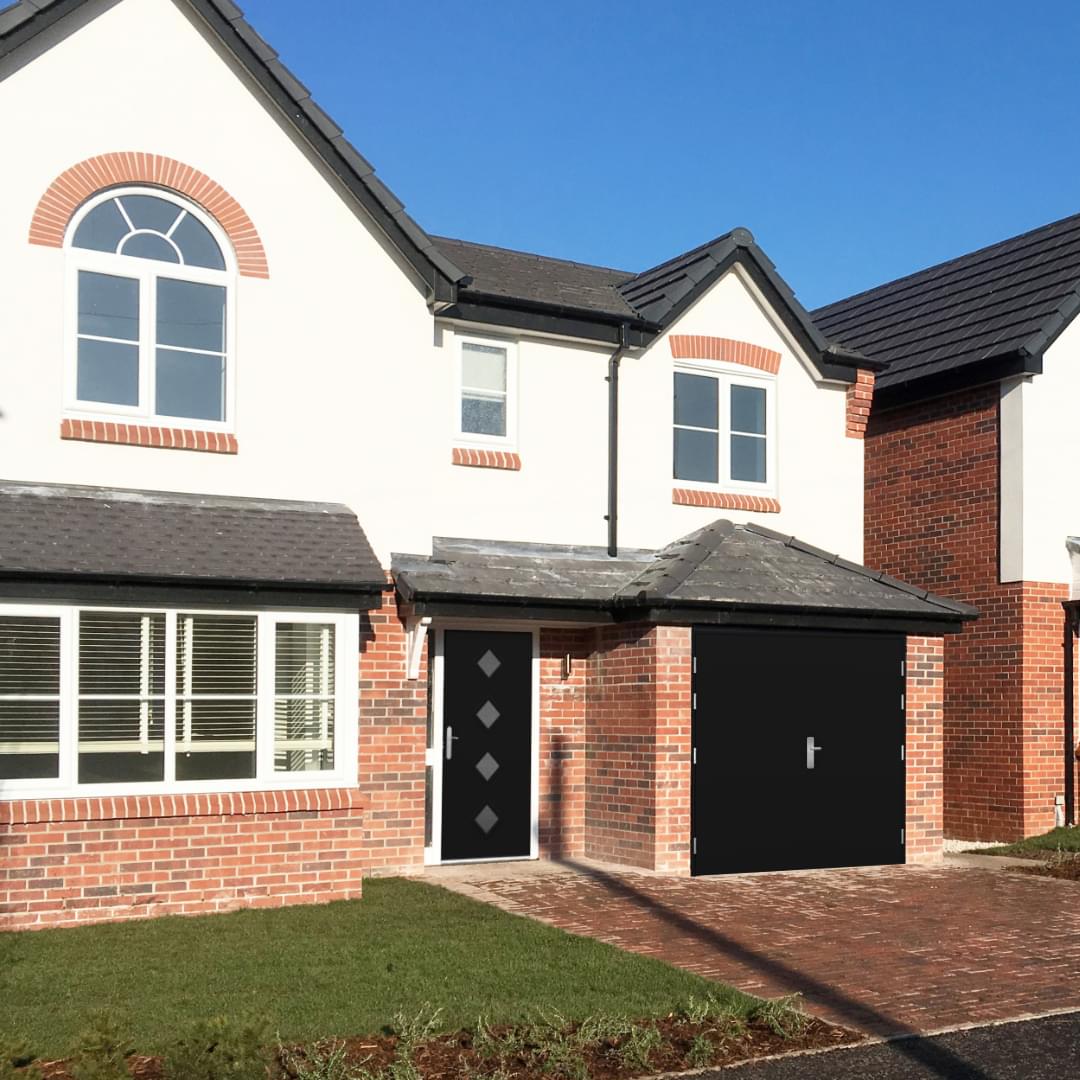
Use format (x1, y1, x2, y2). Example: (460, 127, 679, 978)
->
(0, 791, 364, 931)
(358, 592, 427, 874)
(582, 624, 691, 874)
(866, 386, 1072, 839)
(906, 636, 944, 863)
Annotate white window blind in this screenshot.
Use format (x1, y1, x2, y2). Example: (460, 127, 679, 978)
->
(176, 614, 258, 781)
(77, 611, 166, 784)
(275, 622, 335, 772)
(0, 616, 61, 780)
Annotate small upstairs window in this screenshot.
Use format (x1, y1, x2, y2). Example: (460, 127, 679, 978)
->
(457, 336, 516, 445)
(673, 367, 774, 489)
(66, 188, 233, 428)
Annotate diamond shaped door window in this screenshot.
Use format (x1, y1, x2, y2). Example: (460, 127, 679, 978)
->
(477, 649, 501, 677)
(475, 752, 499, 781)
(475, 805, 498, 834)
(476, 700, 500, 728)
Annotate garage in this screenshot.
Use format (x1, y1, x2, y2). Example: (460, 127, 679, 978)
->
(692, 627, 906, 875)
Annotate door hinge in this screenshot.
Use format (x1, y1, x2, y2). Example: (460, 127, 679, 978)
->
(900, 693, 905, 711)
(692, 747, 697, 765)
(900, 744, 905, 761)
(692, 692, 697, 710)
(900, 660, 906, 677)
(900, 828, 905, 846)
(692, 837, 697, 855)
(692, 656, 697, 675)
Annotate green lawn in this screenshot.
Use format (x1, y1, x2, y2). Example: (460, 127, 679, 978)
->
(1, 878, 742, 1059)
(976, 825, 1080, 857)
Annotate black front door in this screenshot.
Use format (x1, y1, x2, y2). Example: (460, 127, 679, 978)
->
(441, 629, 533, 861)
(692, 627, 905, 875)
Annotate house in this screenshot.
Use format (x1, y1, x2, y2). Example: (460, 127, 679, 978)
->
(0, 0, 972, 931)
(814, 214, 1080, 843)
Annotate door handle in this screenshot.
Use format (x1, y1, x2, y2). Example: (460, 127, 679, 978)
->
(806, 736, 822, 769)
(445, 726, 460, 761)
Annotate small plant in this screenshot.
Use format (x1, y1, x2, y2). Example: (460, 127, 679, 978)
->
(573, 1014, 632, 1048)
(161, 1014, 271, 1080)
(381, 1005, 443, 1080)
(68, 1011, 135, 1080)
(748, 995, 810, 1038)
(616, 1024, 662, 1072)
(685, 1033, 716, 1068)
(279, 1039, 369, 1080)
(0, 1036, 42, 1080)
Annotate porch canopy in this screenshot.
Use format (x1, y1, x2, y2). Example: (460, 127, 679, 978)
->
(393, 520, 977, 635)
(0, 480, 386, 608)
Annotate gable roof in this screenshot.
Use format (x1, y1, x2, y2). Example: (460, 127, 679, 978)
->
(0, 0, 865, 375)
(393, 521, 975, 634)
(813, 210, 1080, 405)
(0, 479, 385, 601)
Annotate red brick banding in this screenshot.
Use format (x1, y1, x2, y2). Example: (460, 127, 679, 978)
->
(846, 369, 875, 438)
(672, 488, 780, 512)
(451, 447, 522, 471)
(61, 419, 238, 454)
(669, 335, 781, 374)
(29, 152, 269, 278)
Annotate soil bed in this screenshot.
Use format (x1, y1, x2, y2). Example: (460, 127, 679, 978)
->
(1009, 853, 1080, 881)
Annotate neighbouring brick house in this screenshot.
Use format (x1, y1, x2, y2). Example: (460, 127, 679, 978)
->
(0, 0, 972, 931)
(814, 215, 1080, 843)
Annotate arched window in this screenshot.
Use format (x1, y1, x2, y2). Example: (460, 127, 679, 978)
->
(66, 188, 233, 426)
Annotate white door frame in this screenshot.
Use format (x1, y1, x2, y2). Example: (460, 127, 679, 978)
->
(425, 621, 541, 866)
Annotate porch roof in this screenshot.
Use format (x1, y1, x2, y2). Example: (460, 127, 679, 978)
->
(0, 479, 385, 605)
(392, 522, 977, 634)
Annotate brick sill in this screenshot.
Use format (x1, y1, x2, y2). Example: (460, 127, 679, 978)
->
(672, 488, 781, 512)
(0, 788, 366, 825)
(451, 447, 521, 471)
(62, 419, 238, 454)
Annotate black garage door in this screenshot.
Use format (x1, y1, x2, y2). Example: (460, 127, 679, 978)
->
(692, 627, 905, 875)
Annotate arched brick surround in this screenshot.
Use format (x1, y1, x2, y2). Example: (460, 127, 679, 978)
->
(28, 152, 269, 278)
(669, 334, 781, 374)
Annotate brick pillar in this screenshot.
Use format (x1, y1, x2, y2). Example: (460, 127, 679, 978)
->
(906, 635, 944, 863)
(653, 626, 692, 874)
(358, 591, 428, 874)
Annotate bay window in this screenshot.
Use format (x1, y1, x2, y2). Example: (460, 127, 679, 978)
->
(673, 367, 775, 489)
(0, 605, 355, 798)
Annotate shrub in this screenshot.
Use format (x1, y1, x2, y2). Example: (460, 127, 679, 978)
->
(161, 1014, 272, 1080)
(68, 1011, 135, 1080)
(747, 995, 810, 1038)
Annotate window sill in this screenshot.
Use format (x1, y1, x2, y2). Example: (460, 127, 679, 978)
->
(452, 447, 522, 471)
(61, 419, 238, 454)
(672, 487, 780, 513)
(0, 787, 365, 825)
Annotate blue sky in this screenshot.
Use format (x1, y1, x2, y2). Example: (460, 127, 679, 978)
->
(242, 0, 1080, 309)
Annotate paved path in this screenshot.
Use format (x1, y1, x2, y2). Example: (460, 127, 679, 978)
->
(430, 860, 1080, 1036)
(712, 1010, 1080, 1079)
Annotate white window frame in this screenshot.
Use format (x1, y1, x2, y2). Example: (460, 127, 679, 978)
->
(0, 602, 358, 801)
(673, 361, 777, 496)
(454, 333, 518, 449)
(63, 187, 238, 433)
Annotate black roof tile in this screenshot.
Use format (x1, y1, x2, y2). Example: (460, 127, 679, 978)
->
(0, 481, 385, 591)
(814, 211, 1080, 395)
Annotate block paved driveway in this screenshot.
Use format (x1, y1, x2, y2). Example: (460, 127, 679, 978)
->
(430, 860, 1080, 1037)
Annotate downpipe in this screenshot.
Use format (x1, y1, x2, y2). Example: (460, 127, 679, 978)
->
(605, 324, 631, 558)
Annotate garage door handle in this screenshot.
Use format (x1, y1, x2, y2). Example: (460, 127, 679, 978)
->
(806, 737, 822, 769)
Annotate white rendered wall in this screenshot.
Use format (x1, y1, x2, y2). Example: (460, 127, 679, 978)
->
(1010, 317, 1080, 588)
(0, 0, 865, 568)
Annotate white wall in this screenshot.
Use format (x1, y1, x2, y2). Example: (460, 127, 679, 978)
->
(1007, 316, 1080, 589)
(0, 0, 865, 569)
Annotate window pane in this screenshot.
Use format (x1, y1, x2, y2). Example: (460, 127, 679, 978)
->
(275, 623, 335, 773)
(119, 233, 181, 263)
(156, 349, 225, 422)
(731, 385, 767, 435)
(0, 616, 61, 781)
(77, 612, 166, 785)
(462, 343, 506, 391)
(119, 194, 184, 234)
(77, 338, 139, 406)
(462, 394, 506, 437)
(171, 214, 226, 271)
(176, 615, 257, 781)
(157, 279, 226, 353)
(78, 271, 139, 341)
(731, 434, 767, 483)
(674, 428, 719, 483)
(674, 373, 718, 430)
(73, 200, 128, 254)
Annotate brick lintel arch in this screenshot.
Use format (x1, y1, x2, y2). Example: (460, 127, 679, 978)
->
(669, 334, 781, 374)
(28, 152, 269, 278)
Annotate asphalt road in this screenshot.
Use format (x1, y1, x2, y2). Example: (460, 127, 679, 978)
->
(712, 1011, 1080, 1079)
